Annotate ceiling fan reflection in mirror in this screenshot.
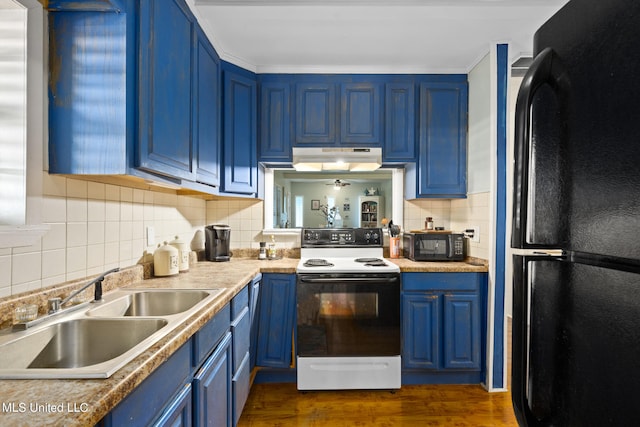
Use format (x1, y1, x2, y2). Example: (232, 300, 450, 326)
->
(327, 179, 351, 190)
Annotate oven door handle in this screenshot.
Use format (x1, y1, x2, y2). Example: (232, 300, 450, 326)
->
(298, 277, 398, 284)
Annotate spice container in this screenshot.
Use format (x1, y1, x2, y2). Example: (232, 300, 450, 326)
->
(425, 217, 434, 230)
(259, 242, 267, 260)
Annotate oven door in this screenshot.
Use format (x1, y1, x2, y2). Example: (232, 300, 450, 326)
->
(296, 273, 400, 357)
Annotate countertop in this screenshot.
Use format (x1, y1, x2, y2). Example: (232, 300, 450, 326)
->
(0, 257, 487, 426)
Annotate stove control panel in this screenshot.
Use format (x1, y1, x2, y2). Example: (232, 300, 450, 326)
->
(301, 228, 382, 247)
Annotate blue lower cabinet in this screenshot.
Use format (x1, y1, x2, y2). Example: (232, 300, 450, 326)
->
(232, 352, 251, 426)
(103, 343, 192, 426)
(402, 293, 441, 370)
(193, 332, 233, 427)
(153, 384, 193, 427)
(256, 274, 296, 368)
(249, 275, 261, 370)
(401, 273, 486, 384)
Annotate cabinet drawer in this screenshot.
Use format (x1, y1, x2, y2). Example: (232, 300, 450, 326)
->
(232, 351, 251, 426)
(231, 285, 249, 318)
(193, 303, 230, 368)
(231, 306, 250, 373)
(108, 342, 191, 427)
(402, 272, 481, 292)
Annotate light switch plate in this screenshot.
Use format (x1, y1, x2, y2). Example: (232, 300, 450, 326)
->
(146, 226, 155, 247)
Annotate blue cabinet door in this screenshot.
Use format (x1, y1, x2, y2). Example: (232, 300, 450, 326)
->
(443, 293, 481, 370)
(295, 82, 337, 145)
(402, 293, 441, 370)
(384, 82, 416, 161)
(194, 26, 221, 187)
(138, 0, 195, 181)
(256, 274, 296, 368)
(48, 11, 129, 175)
(222, 64, 257, 195)
(340, 82, 382, 145)
(249, 275, 261, 370)
(193, 332, 233, 427)
(415, 81, 468, 198)
(153, 384, 193, 427)
(259, 82, 292, 162)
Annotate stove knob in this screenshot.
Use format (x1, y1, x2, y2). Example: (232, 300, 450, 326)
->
(372, 232, 379, 240)
(364, 232, 371, 240)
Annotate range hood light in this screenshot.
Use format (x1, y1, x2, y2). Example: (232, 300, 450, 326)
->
(292, 147, 382, 171)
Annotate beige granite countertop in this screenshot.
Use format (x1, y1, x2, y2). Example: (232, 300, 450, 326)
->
(0, 256, 485, 426)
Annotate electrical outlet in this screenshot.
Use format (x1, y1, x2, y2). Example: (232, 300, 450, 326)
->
(146, 226, 155, 247)
(466, 225, 480, 243)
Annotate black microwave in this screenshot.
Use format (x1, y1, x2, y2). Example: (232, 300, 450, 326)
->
(402, 233, 466, 261)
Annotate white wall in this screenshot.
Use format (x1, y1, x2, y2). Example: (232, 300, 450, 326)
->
(450, 53, 492, 260)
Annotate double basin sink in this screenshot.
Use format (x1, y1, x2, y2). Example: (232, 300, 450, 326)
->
(0, 288, 223, 379)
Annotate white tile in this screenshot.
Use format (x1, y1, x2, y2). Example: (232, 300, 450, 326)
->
(42, 274, 66, 288)
(0, 285, 11, 299)
(12, 252, 42, 285)
(88, 199, 106, 222)
(119, 240, 132, 263)
(12, 238, 42, 255)
(120, 221, 133, 241)
(66, 246, 87, 275)
(42, 249, 66, 279)
(104, 242, 119, 264)
(67, 198, 88, 222)
(42, 196, 67, 222)
(133, 189, 145, 204)
(42, 223, 66, 250)
(105, 222, 120, 243)
(67, 222, 88, 247)
(120, 202, 133, 221)
(0, 255, 11, 287)
(88, 222, 105, 245)
(87, 181, 106, 200)
(105, 200, 120, 221)
(42, 174, 66, 197)
(67, 179, 88, 198)
(87, 243, 105, 269)
(120, 187, 133, 202)
(105, 184, 120, 201)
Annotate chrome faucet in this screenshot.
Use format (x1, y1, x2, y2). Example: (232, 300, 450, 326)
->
(48, 268, 120, 314)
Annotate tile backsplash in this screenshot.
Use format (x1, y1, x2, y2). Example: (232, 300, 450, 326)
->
(1, 173, 492, 298)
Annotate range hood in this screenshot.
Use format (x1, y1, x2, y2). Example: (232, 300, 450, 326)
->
(292, 147, 382, 171)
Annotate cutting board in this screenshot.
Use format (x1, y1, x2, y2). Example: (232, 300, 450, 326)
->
(408, 229, 452, 234)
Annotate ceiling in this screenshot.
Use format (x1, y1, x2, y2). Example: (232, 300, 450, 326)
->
(190, 0, 569, 74)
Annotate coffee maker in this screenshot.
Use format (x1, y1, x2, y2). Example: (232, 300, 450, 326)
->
(205, 224, 231, 262)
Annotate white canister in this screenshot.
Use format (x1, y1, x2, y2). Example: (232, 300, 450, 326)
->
(169, 235, 190, 272)
(154, 242, 179, 276)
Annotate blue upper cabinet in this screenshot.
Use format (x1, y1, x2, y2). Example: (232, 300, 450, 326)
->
(406, 80, 468, 199)
(259, 79, 292, 163)
(48, 0, 225, 192)
(222, 63, 258, 195)
(138, 0, 195, 181)
(48, 11, 129, 175)
(384, 82, 416, 162)
(194, 26, 221, 187)
(340, 82, 382, 145)
(295, 81, 338, 145)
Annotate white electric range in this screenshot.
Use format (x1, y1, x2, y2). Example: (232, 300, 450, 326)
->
(296, 228, 401, 391)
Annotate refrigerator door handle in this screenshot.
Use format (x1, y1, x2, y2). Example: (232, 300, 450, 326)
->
(512, 47, 567, 248)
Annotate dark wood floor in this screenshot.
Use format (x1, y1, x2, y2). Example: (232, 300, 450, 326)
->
(239, 320, 516, 426)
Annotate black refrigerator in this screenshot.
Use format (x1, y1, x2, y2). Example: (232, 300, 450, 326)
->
(511, 0, 640, 425)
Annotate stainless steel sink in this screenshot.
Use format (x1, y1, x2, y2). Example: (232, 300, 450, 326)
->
(0, 288, 223, 379)
(86, 290, 211, 317)
(27, 318, 167, 369)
